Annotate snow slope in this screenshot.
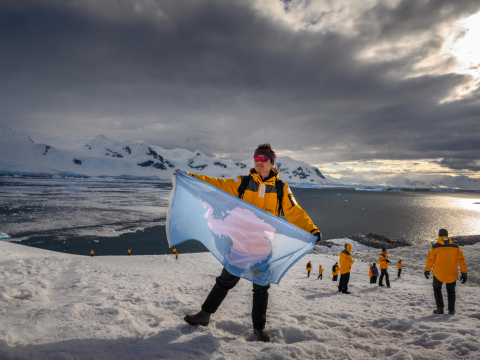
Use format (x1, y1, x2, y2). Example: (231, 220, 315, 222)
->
(1, 241, 479, 360)
(0, 124, 336, 185)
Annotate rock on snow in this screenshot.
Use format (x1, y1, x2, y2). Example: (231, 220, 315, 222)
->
(0, 241, 479, 359)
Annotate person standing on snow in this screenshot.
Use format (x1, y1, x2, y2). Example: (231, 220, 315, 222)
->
(370, 263, 378, 284)
(180, 143, 322, 343)
(90, 249, 94, 257)
(318, 265, 323, 279)
(397, 260, 403, 277)
(332, 262, 339, 281)
(378, 247, 391, 288)
(339, 243, 354, 294)
(424, 229, 467, 315)
(306, 261, 313, 277)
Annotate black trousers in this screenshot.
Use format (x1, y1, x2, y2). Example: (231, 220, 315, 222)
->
(398, 269, 402, 277)
(201, 268, 270, 330)
(318, 274, 322, 279)
(433, 276, 456, 312)
(332, 274, 338, 281)
(338, 272, 350, 292)
(379, 269, 390, 286)
(307, 270, 311, 277)
(370, 275, 377, 284)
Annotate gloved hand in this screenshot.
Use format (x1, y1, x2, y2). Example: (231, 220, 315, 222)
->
(460, 273, 467, 284)
(386, 259, 391, 263)
(315, 232, 322, 244)
(424, 271, 430, 279)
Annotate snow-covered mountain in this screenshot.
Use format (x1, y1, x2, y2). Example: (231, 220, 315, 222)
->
(326, 176, 378, 186)
(0, 124, 337, 185)
(382, 176, 432, 188)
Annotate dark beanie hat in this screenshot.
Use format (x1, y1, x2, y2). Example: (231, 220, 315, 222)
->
(439, 229, 448, 237)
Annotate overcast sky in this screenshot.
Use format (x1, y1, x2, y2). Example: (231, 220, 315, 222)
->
(1, 0, 480, 180)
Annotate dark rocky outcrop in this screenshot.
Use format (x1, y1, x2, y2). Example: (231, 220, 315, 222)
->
(450, 235, 480, 246)
(347, 233, 411, 249)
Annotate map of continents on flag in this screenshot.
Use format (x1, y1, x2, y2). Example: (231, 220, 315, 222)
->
(166, 171, 317, 285)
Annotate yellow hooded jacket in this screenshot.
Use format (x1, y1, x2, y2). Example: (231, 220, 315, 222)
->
(397, 261, 402, 269)
(306, 263, 312, 271)
(339, 244, 354, 274)
(379, 251, 389, 270)
(189, 168, 320, 236)
(425, 237, 467, 283)
(318, 266, 323, 274)
(369, 264, 374, 277)
(332, 264, 339, 276)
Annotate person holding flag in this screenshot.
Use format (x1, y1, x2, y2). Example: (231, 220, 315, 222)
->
(177, 143, 321, 342)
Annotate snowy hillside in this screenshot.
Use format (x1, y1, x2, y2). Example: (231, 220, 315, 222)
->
(382, 176, 432, 188)
(1, 240, 479, 359)
(0, 124, 337, 185)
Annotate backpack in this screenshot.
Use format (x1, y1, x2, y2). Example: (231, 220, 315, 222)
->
(237, 175, 284, 217)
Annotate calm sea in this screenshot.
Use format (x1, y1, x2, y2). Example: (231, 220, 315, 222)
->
(2, 178, 480, 255)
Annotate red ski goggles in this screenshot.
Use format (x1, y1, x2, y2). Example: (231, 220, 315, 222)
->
(254, 156, 269, 162)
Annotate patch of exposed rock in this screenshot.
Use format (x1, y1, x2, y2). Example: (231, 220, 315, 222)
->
(450, 235, 480, 246)
(347, 233, 411, 249)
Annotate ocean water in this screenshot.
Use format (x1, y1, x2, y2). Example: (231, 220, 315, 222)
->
(1, 177, 480, 255)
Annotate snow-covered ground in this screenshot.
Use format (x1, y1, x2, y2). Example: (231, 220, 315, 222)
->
(1, 241, 479, 360)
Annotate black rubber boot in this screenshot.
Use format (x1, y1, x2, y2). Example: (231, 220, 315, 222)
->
(254, 329, 271, 342)
(342, 291, 351, 294)
(448, 310, 455, 315)
(184, 310, 211, 326)
(379, 284, 385, 287)
(433, 307, 444, 314)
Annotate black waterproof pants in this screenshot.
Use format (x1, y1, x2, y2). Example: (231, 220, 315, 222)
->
(370, 276, 377, 284)
(398, 269, 402, 277)
(318, 274, 322, 279)
(201, 268, 270, 330)
(307, 270, 311, 277)
(338, 272, 350, 292)
(433, 276, 456, 312)
(379, 269, 390, 286)
(332, 274, 338, 281)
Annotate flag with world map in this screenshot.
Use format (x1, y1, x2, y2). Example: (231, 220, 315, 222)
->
(166, 171, 317, 285)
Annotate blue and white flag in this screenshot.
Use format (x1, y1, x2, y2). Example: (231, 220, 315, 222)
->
(166, 171, 317, 285)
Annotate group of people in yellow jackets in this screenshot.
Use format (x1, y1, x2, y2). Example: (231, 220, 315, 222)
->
(305, 229, 468, 315)
(306, 262, 324, 279)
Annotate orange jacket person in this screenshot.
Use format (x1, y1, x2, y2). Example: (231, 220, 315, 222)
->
(378, 247, 391, 288)
(175, 252, 179, 260)
(424, 229, 467, 315)
(306, 261, 313, 277)
(338, 243, 354, 294)
(332, 263, 339, 281)
(397, 260, 402, 277)
(317, 265, 323, 280)
(182, 143, 321, 343)
(90, 249, 94, 257)
(128, 249, 131, 256)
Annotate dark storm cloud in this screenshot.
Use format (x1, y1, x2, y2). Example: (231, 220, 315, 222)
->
(1, 0, 480, 172)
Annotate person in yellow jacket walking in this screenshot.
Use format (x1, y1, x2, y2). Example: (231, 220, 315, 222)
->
(339, 243, 354, 294)
(90, 249, 94, 257)
(332, 262, 339, 281)
(306, 261, 313, 277)
(128, 249, 131, 256)
(424, 229, 467, 315)
(317, 265, 323, 280)
(397, 260, 402, 277)
(378, 247, 391, 288)
(181, 143, 322, 342)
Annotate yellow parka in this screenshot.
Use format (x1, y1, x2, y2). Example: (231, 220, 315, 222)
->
(379, 251, 389, 270)
(90, 250, 94, 255)
(189, 168, 320, 236)
(369, 264, 374, 277)
(332, 264, 339, 275)
(425, 237, 467, 283)
(397, 261, 402, 269)
(306, 262, 312, 271)
(339, 244, 354, 274)
(318, 266, 323, 274)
